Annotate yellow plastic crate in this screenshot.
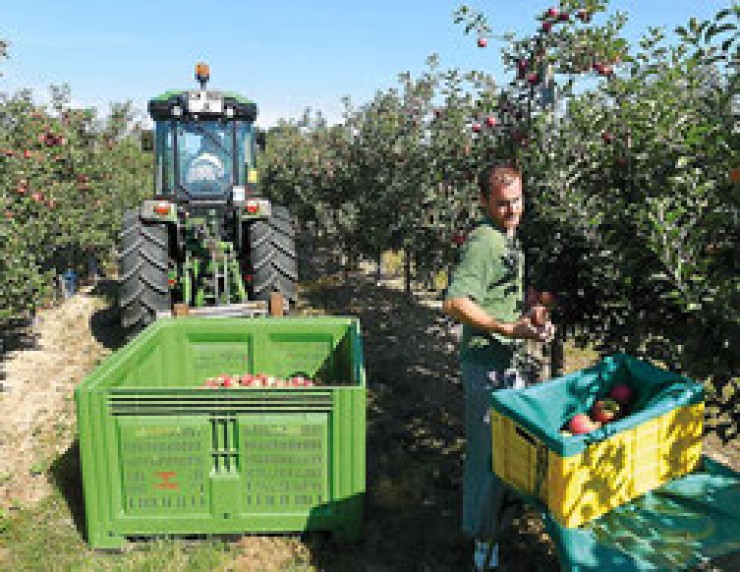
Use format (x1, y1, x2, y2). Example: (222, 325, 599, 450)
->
(490, 355, 704, 528)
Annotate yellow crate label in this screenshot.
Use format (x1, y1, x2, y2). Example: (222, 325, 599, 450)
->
(247, 169, 259, 184)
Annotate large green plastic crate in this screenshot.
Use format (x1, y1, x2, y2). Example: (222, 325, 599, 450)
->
(74, 316, 366, 549)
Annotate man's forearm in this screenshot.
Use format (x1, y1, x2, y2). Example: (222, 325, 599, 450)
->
(442, 297, 511, 337)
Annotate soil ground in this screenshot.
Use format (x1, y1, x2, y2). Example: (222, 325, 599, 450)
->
(0, 271, 737, 571)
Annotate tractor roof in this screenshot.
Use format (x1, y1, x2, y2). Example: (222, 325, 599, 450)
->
(148, 90, 257, 121)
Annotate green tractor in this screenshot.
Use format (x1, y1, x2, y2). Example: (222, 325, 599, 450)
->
(119, 63, 297, 335)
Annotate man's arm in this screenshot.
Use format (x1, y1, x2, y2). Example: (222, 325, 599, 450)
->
(442, 296, 551, 341)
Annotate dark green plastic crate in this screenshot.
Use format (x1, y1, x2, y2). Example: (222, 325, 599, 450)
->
(74, 316, 366, 549)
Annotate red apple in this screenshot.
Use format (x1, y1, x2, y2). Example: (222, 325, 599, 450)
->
(527, 73, 540, 85)
(609, 384, 633, 405)
(486, 116, 497, 127)
(471, 123, 482, 133)
(576, 9, 591, 22)
(545, 7, 559, 18)
(602, 131, 614, 144)
(558, 12, 570, 22)
(452, 233, 466, 246)
(568, 414, 597, 435)
(591, 398, 621, 424)
(541, 21, 553, 33)
(477, 37, 487, 48)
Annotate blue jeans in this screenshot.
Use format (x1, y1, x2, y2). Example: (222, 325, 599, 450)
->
(461, 360, 524, 540)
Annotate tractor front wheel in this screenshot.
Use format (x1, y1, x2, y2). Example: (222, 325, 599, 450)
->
(118, 209, 172, 337)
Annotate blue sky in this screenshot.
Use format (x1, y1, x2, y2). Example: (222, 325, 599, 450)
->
(1, 1, 732, 128)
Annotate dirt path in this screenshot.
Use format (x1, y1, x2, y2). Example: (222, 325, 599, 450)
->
(0, 283, 119, 509)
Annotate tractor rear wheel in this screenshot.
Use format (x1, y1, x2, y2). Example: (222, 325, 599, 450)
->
(248, 206, 298, 311)
(118, 209, 172, 336)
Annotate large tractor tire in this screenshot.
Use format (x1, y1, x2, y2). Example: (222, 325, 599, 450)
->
(249, 205, 298, 311)
(118, 209, 171, 336)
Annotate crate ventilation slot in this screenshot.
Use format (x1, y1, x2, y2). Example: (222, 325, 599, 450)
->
(108, 391, 334, 415)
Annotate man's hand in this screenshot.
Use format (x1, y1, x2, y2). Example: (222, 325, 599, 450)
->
(537, 320, 556, 343)
(442, 296, 555, 342)
(506, 316, 554, 342)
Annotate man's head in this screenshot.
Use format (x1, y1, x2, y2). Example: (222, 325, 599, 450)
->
(478, 164, 523, 234)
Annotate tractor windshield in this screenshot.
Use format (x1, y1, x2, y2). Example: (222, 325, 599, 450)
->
(180, 121, 232, 196)
(155, 120, 252, 198)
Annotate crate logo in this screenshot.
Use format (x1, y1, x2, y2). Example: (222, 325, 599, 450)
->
(153, 471, 179, 490)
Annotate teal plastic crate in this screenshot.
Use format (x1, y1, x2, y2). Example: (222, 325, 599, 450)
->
(74, 316, 366, 549)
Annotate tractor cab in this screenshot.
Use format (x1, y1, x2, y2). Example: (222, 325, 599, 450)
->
(147, 63, 262, 205)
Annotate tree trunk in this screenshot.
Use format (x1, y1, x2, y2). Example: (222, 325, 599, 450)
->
(551, 325, 565, 378)
(404, 246, 412, 295)
(375, 250, 383, 283)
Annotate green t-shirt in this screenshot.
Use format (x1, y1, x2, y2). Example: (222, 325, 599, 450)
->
(444, 216, 525, 366)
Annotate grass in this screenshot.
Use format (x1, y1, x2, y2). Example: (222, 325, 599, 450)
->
(1, 493, 234, 571)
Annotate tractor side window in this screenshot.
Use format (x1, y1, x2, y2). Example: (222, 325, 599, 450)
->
(235, 121, 252, 185)
(155, 122, 176, 195)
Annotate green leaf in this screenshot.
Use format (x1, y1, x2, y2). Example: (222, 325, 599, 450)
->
(714, 9, 731, 21)
(706, 23, 736, 41)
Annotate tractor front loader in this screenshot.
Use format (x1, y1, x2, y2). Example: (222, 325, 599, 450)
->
(119, 63, 297, 337)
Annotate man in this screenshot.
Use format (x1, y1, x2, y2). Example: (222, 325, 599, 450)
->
(442, 164, 554, 570)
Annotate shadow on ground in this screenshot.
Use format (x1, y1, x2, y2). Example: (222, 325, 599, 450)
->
(88, 278, 128, 352)
(49, 440, 87, 539)
(297, 273, 558, 571)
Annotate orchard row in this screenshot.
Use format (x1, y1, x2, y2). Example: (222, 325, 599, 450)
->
(1, 3, 736, 398)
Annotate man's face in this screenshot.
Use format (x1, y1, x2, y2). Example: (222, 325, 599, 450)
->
(480, 177, 524, 233)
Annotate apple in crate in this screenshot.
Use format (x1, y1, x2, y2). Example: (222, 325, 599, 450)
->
(609, 384, 633, 405)
(568, 413, 599, 435)
(591, 398, 621, 424)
